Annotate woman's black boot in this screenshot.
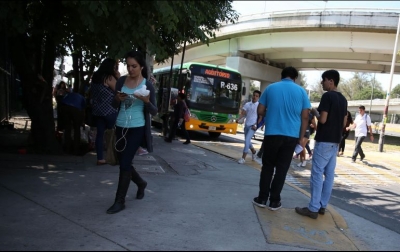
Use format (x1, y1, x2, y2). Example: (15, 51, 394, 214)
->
(131, 166, 147, 199)
(106, 170, 131, 214)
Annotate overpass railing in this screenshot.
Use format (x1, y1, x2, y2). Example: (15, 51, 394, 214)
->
(236, 8, 400, 23)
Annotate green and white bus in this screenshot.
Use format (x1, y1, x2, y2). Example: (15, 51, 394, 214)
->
(152, 62, 243, 138)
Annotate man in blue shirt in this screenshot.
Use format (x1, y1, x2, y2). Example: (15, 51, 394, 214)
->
(253, 66, 310, 211)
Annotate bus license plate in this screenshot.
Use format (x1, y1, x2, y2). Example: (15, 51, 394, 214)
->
(209, 126, 216, 130)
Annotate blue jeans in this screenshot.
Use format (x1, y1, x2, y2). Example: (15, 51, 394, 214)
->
(309, 142, 339, 212)
(243, 125, 256, 153)
(115, 126, 145, 171)
(95, 113, 117, 160)
(351, 136, 366, 160)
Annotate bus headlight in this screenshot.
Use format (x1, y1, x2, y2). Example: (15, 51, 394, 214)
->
(228, 118, 236, 123)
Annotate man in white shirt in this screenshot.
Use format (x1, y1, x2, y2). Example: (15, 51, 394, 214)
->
(346, 106, 374, 162)
(236, 90, 261, 164)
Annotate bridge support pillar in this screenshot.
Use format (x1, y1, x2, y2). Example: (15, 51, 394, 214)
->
(241, 77, 252, 102)
(259, 81, 271, 93)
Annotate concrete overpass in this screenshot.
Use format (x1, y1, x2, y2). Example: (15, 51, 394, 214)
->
(153, 8, 400, 97)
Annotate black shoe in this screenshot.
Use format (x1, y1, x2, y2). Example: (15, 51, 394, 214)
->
(295, 207, 318, 219)
(360, 155, 365, 161)
(319, 207, 326, 215)
(106, 170, 131, 214)
(351, 159, 356, 163)
(106, 201, 125, 214)
(164, 138, 172, 143)
(136, 181, 147, 199)
(131, 167, 147, 200)
(252, 197, 267, 208)
(268, 201, 282, 211)
(183, 140, 191, 144)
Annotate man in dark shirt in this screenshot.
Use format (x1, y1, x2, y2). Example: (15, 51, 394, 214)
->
(295, 69, 348, 219)
(164, 93, 190, 144)
(60, 92, 86, 155)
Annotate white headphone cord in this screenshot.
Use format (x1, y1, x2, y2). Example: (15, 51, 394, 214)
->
(115, 106, 130, 152)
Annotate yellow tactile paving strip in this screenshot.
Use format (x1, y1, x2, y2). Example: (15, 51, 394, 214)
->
(255, 207, 357, 251)
(192, 140, 357, 250)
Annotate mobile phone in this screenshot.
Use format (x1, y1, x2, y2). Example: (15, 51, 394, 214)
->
(118, 91, 127, 95)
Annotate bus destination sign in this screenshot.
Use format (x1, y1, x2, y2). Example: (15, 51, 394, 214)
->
(201, 69, 231, 79)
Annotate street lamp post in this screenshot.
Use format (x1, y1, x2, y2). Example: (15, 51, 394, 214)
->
(369, 73, 375, 115)
(306, 87, 312, 100)
(378, 13, 400, 152)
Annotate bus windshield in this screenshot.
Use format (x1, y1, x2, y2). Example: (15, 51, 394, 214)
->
(187, 72, 241, 113)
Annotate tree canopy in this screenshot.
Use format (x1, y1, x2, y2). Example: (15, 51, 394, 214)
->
(391, 84, 400, 98)
(0, 0, 238, 153)
(307, 72, 386, 102)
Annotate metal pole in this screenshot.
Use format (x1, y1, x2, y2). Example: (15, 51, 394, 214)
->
(378, 14, 400, 152)
(178, 40, 186, 88)
(369, 73, 375, 115)
(161, 55, 175, 137)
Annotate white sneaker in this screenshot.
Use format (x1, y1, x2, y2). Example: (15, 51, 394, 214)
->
(301, 160, 307, 167)
(252, 152, 257, 161)
(238, 158, 245, 164)
(137, 148, 148, 156)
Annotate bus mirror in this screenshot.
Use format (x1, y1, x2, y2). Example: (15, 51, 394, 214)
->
(242, 86, 246, 96)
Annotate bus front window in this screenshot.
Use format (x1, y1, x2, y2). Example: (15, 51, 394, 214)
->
(215, 81, 240, 109)
(188, 72, 241, 113)
(190, 75, 215, 105)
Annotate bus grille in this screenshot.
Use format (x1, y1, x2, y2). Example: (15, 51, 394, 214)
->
(198, 114, 226, 123)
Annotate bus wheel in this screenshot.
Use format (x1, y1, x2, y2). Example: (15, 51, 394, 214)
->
(208, 132, 221, 138)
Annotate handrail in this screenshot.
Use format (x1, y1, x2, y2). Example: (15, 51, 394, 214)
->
(230, 8, 400, 24)
(239, 7, 400, 18)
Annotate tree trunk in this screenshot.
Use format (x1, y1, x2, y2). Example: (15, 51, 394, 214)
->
(8, 34, 63, 154)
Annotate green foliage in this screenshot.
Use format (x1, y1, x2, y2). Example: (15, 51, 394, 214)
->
(297, 72, 307, 87)
(249, 80, 260, 93)
(310, 92, 322, 103)
(391, 84, 400, 98)
(1, 0, 238, 91)
(352, 86, 385, 100)
(338, 72, 383, 100)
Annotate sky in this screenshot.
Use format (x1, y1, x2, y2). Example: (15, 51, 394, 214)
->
(231, 1, 400, 92)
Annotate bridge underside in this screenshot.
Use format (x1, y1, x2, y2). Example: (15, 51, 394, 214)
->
(155, 10, 400, 77)
(158, 31, 400, 76)
(153, 11, 400, 105)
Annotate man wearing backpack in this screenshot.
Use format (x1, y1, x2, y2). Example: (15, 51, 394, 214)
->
(347, 105, 374, 162)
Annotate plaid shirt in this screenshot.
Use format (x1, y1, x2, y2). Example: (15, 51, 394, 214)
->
(91, 83, 118, 116)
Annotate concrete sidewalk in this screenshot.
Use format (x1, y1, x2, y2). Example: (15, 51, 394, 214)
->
(0, 131, 399, 251)
(1, 114, 400, 251)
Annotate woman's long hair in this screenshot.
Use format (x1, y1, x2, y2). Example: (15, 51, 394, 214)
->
(91, 58, 118, 84)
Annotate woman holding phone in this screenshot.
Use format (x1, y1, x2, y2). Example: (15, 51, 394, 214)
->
(106, 50, 157, 214)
